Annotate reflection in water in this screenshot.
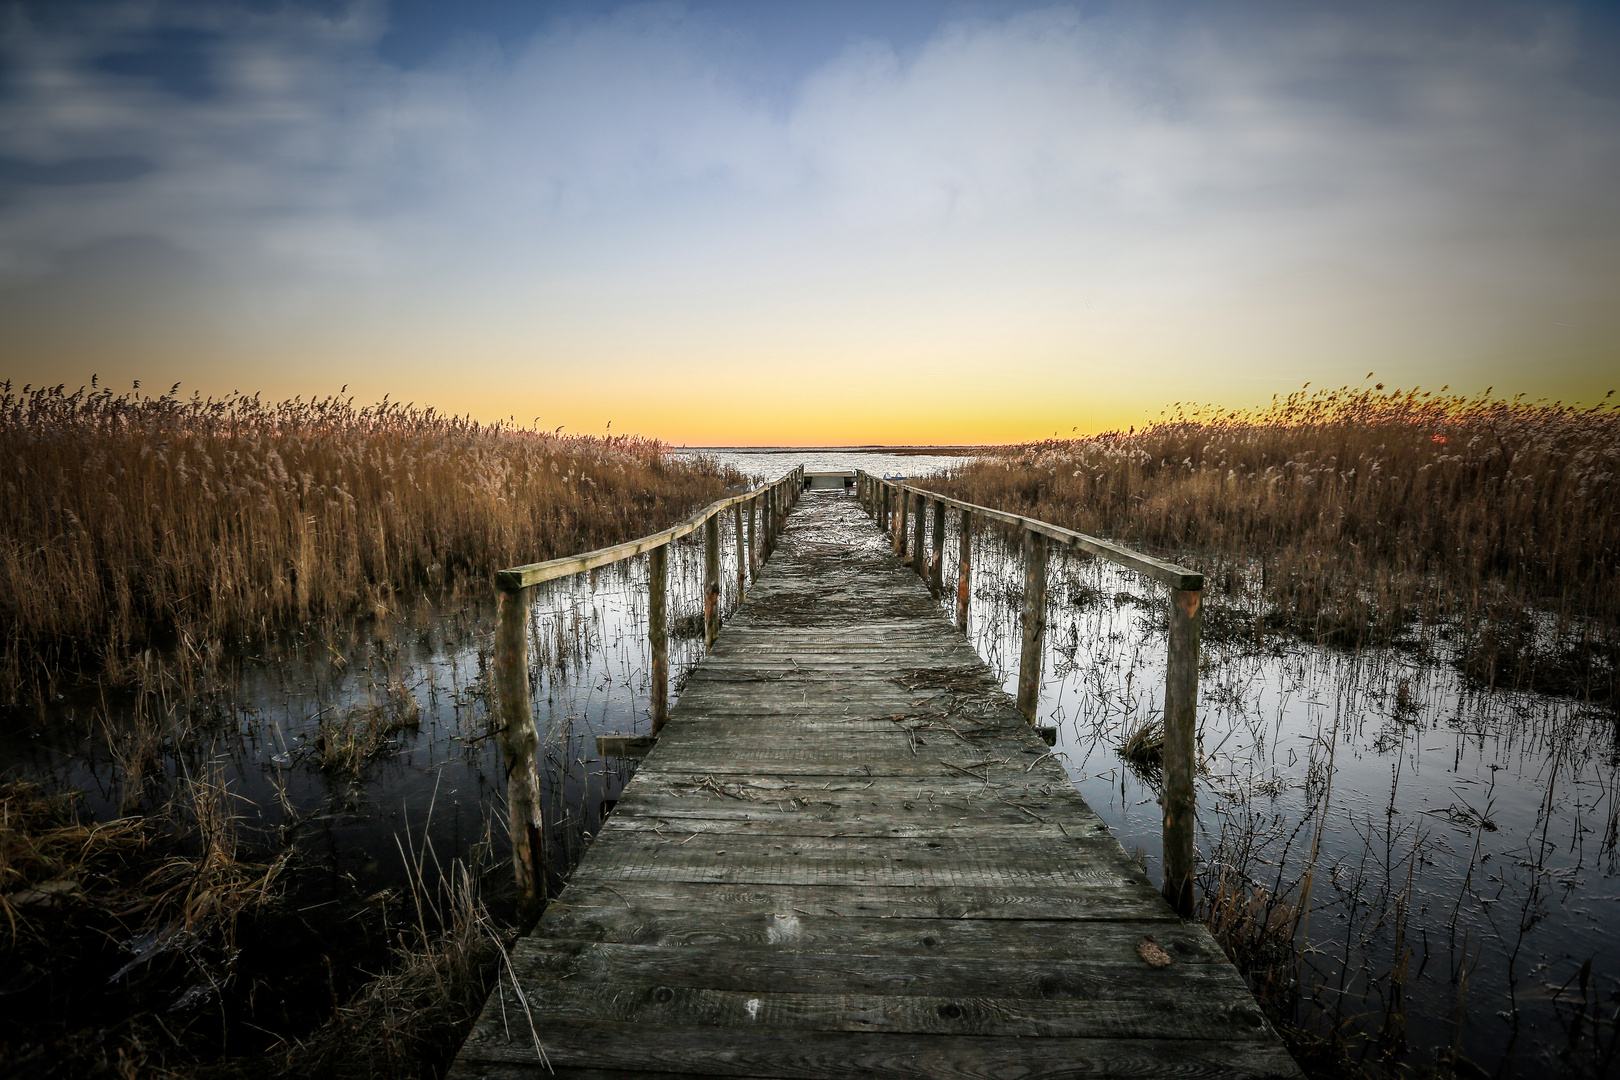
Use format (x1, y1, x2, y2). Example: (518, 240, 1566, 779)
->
(927, 506, 1618, 1075)
(5, 459, 1614, 1075)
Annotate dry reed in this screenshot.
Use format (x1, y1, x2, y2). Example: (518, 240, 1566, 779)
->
(0, 379, 740, 703)
(0, 773, 287, 1077)
(927, 383, 1619, 701)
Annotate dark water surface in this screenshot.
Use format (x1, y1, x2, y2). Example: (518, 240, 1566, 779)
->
(4, 465, 1615, 1076)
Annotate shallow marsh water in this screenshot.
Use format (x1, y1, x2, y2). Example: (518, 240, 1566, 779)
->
(4, 454, 1614, 1076)
(927, 501, 1619, 1076)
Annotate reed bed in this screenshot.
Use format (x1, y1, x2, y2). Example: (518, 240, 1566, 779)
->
(0, 379, 740, 703)
(925, 384, 1620, 701)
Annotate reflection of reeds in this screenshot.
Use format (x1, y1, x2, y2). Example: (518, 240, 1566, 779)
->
(314, 675, 421, 778)
(0, 381, 740, 702)
(926, 384, 1619, 701)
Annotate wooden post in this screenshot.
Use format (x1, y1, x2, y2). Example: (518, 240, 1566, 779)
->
(747, 497, 758, 581)
(648, 544, 669, 733)
(704, 513, 721, 648)
(494, 585, 544, 911)
(1016, 528, 1047, 724)
(1162, 586, 1203, 917)
(879, 483, 889, 531)
(929, 498, 945, 597)
(733, 503, 746, 597)
(955, 508, 972, 632)
(911, 492, 926, 575)
(894, 484, 908, 557)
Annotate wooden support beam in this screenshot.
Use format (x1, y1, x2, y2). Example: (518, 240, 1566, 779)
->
(648, 543, 669, 734)
(493, 585, 544, 912)
(912, 492, 927, 577)
(1017, 529, 1047, 724)
(1162, 587, 1202, 917)
(956, 508, 972, 633)
(746, 497, 758, 582)
(733, 503, 746, 597)
(929, 498, 946, 598)
(893, 484, 908, 558)
(704, 513, 721, 648)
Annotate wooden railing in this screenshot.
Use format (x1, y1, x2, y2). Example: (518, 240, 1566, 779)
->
(856, 471, 1205, 916)
(492, 467, 804, 910)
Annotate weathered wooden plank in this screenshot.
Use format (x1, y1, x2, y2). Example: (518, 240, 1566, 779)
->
(455, 1021, 1300, 1079)
(531, 908, 1222, 963)
(507, 938, 1255, 1000)
(474, 981, 1273, 1042)
(544, 880, 1176, 921)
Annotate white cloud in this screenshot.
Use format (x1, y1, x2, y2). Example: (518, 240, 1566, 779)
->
(1, 0, 1616, 387)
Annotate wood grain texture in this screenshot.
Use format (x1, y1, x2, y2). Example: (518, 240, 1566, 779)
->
(453, 494, 1297, 1080)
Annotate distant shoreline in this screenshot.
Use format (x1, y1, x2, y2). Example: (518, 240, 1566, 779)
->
(676, 446, 990, 455)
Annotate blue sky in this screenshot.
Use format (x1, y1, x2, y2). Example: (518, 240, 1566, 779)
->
(2, 0, 1617, 442)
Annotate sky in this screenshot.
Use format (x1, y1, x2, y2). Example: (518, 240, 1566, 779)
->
(1, 0, 1617, 445)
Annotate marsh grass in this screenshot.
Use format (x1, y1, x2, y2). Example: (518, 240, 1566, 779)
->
(926, 383, 1620, 702)
(0, 771, 288, 1077)
(277, 814, 514, 1080)
(2, 380, 747, 1077)
(1116, 715, 1164, 779)
(313, 674, 421, 778)
(0, 379, 739, 704)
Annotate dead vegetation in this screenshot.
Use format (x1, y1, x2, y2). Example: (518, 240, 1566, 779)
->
(0, 379, 740, 704)
(0, 772, 288, 1078)
(313, 674, 421, 778)
(925, 383, 1620, 703)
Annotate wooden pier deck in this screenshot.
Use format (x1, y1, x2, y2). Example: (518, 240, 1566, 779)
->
(450, 494, 1301, 1080)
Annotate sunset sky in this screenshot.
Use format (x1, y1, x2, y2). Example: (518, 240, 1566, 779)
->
(2, 0, 1617, 445)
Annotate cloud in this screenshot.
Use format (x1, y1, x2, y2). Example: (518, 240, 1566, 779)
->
(1, 0, 1616, 399)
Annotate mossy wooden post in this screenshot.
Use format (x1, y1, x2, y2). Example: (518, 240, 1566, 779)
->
(648, 543, 669, 734)
(733, 503, 746, 596)
(494, 584, 544, 912)
(929, 498, 946, 598)
(746, 497, 758, 581)
(911, 492, 926, 574)
(1017, 528, 1047, 724)
(894, 484, 908, 557)
(703, 513, 721, 648)
(955, 508, 972, 632)
(1162, 586, 1203, 917)
(764, 488, 775, 553)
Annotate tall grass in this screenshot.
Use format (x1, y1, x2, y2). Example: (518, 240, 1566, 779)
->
(0, 380, 739, 702)
(926, 384, 1619, 700)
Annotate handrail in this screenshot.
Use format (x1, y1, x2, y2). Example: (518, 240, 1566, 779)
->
(866, 482, 1203, 591)
(856, 470, 1203, 917)
(495, 484, 783, 590)
(491, 465, 805, 911)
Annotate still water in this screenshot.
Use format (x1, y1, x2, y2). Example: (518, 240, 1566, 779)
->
(4, 456, 1614, 1076)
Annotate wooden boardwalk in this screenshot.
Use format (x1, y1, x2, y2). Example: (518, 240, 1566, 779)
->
(450, 494, 1301, 1080)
